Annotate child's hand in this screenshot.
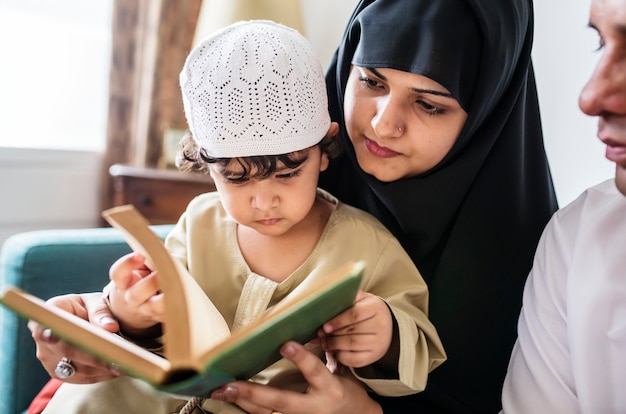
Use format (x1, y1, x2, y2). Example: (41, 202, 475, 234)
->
(317, 290, 392, 368)
(107, 252, 164, 334)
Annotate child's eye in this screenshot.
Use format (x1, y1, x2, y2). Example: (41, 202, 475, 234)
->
(222, 175, 248, 184)
(275, 169, 302, 180)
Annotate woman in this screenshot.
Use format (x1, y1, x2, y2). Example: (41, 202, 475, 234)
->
(213, 0, 558, 412)
(30, 0, 557, 413)
(323, 0, 557, 411)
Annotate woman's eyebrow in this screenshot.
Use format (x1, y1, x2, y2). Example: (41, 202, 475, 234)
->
(368, 67, 389, 81)
(368, 67, 454, 98)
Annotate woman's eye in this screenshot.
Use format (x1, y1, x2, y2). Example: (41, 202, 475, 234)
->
(359, 76, 383, 89)
(417, 100, 446, 116)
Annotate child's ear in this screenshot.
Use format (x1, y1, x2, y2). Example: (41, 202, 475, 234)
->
(320, 151, 330, 172)
(320, 122, 338, 172)
(327, 122, 339, 138)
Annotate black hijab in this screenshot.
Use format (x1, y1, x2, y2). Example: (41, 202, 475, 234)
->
(319, 0, 558, 412)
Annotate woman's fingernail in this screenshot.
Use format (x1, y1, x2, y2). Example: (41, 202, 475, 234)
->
(281, 343, 296, 357)
(108, 362, 122, 376)
(42, 328, 58, 343)
(224, 385, 239, 399)
(100, 316, 117, 326)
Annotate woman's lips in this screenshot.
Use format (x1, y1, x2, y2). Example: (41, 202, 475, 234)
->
(365, 138, 400, 158)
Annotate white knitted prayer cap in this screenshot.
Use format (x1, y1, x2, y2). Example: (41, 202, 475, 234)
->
(180, 20, 331, 158)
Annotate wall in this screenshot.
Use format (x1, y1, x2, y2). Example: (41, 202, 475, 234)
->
(0, 148, 103, 246)
(533, 0, 613, 206)
(0, 0, 613, 248)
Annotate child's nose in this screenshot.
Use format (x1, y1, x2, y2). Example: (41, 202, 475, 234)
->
(251, 188, 278, 211)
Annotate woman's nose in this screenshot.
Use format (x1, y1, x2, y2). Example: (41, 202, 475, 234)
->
(371, 96, 405, 138)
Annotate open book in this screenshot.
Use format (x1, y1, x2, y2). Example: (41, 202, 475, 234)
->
(0, 205, 364, 397)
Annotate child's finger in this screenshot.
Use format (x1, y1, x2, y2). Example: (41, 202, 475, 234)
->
(109, 252, 151, 288)
(123, 272, 161, 307)
(321, 292, 377, 334)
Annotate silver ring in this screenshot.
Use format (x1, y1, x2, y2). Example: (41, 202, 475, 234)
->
(54, 357, 76, 379)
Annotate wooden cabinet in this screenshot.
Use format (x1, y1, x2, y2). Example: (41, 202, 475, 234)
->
(109, 164, 216, 224)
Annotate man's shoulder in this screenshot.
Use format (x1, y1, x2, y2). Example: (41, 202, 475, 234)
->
(551, 178, 624, 234)
(559, 179, 622, 216)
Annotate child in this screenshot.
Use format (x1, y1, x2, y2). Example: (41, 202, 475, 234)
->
(40, 20, 445, 414)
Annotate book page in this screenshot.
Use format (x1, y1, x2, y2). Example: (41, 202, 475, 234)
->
(103, 205, 230, 370)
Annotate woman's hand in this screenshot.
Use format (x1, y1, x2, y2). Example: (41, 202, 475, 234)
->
(211, 341, 383, 414)
(28, 292, 122, 383)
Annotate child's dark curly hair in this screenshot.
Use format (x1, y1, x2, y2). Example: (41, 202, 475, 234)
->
(176, 129, 343, 180)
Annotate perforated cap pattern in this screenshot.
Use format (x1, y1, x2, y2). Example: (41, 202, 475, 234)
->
(180, 20, 330, 157)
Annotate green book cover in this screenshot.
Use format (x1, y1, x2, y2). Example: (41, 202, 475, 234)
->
(158, 264, 363, 396)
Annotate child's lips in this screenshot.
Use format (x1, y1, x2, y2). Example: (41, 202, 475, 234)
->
(257, 218, 281, 226)
(365, 138, 400, 158)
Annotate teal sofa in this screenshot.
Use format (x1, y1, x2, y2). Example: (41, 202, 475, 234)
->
(0, 225, 173, 414)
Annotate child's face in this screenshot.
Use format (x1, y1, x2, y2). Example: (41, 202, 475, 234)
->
(209, 146, 329, 236)
(579, 0, 626, 195)
(343, 66, 468, 182)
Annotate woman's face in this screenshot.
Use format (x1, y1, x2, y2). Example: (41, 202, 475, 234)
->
(344, 66, 468, 182)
